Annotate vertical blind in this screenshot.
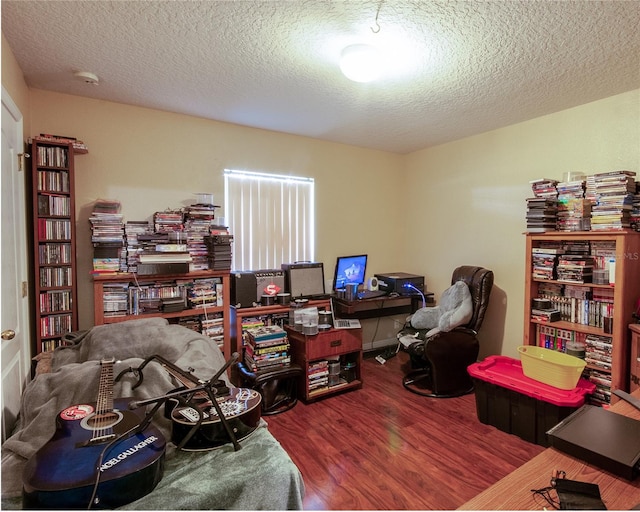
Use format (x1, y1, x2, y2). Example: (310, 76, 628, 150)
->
(224, 169, 315, 271)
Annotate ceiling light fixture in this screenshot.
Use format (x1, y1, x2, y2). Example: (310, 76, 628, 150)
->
(340, 44, 381, 83)
(340, 1, 384, 83)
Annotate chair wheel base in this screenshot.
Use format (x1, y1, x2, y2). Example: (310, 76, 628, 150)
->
(402, 369, 474, 398)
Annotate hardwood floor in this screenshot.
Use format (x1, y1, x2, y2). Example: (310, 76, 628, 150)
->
(264, 351, 544, 510)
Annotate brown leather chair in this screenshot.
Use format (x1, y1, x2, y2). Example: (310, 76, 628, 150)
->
(399, 266, 494, 397)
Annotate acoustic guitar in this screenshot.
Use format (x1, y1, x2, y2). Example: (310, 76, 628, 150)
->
(161, 362, 262, 451)
(22, 359, 166, 509)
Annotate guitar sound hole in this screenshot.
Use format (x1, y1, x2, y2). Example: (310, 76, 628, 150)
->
(81, 411, 123, 431)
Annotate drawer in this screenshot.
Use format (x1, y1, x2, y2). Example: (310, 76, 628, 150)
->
(306, 329, 361, 360)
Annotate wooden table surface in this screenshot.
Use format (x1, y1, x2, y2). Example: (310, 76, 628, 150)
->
(458, 390, 640, 510)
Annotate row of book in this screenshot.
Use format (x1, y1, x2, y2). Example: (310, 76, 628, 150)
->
(39, 266, 72, 288)
(38, 218, 71, 240)
(531, 241, 616, 285)
(527, 170, 639, 232)
(39, 290, 72, 314)
(39, 242, 71, 265)
(100, 277, 224, 317)
(37, 194, 71, 217)
(37, 169, 70, 193)
(535, 295, 613, 328)
(40, 312, 73, 337)
(35, 144, 68, 168)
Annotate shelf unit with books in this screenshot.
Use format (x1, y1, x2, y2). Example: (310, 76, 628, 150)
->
(93, 270, 231, 357)
(29, 139, 79, 354)
(524, 231, 640, 405)
(229, 299, 330, 355)
(286, 325, 363, 402)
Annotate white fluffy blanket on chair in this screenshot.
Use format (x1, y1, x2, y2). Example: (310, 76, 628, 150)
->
(409, 280, 473, 337)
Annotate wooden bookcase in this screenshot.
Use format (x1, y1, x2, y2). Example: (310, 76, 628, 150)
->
(29, 140, 79, 354)
(524, 231, 640, 402)
(93, 270, 232, 357)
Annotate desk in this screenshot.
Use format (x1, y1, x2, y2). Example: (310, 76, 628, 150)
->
(458, 390, 640, 510)
(333, 294, 429, 320)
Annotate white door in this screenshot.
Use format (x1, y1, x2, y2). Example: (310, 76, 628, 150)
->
(1, 86, 31, 443)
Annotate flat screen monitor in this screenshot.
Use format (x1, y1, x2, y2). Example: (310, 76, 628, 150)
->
(332, 254, 367, 291)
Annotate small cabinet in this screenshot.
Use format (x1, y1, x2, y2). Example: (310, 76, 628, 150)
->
(286, 326, 363, 402)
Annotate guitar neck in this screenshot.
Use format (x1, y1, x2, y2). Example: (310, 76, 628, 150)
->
(96, 358, 116, 414)
(162, 363, 202, 390)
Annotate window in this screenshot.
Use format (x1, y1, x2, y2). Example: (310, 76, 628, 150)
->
(224, 169, 315, 271)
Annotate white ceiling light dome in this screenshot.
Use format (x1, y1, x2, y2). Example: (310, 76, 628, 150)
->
(339, 44, 382, 83)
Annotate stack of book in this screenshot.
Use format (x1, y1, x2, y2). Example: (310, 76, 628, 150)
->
(124, 221, 152, 272)
(531, 305, 561, 323)
(243, 325, 290, 372)
(101, 282, 129, 318)
(89, 199, 125, 274)
(584, 333, 613, 373)
(556, 178, 590, 231)
(531, 246, 565, 280)
(154, 209, 184, 233)
(184, 203, 218, 272)
(308, 360, 329, 392)
(201, 314, 225, 349)
(586, 368, 612, 406)
(160, 296, 186, 312)
(589, 170, 636, 231)
(556, 254, 595, 283)
(526, 179, 558, 232)
(204, 234, 234, 270)
(631, 183, 640, 232)
(185, 277, 223, 309)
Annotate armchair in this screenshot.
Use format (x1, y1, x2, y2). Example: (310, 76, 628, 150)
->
(398, 266, 494, 397)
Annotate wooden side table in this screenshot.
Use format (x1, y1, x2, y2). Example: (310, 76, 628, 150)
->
(286, 326, 363, 402)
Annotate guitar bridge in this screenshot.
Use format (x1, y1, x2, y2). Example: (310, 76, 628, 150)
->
(78, 433, 117, 447)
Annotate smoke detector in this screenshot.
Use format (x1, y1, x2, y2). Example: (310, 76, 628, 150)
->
(74, 71, 99, 85)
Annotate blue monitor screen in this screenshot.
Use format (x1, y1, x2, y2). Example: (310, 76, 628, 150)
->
(333, 254, 367, 291)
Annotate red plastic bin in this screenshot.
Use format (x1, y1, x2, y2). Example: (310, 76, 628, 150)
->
(468, 355, 595, 446)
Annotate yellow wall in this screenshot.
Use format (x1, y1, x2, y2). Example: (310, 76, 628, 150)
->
(405, 89, 640, 359)
(28, 89, 406, 332)
(4, 35, 639, 358)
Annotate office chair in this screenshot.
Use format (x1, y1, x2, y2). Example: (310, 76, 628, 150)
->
(398, 266, 494, 397)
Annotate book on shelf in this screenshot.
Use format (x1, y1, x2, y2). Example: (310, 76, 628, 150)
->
(244, 325, 287, 343)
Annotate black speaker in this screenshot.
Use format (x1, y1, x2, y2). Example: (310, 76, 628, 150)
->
(231, 270, 287, 308)
(230, 272, 258, 308)
(281, 262, 326, 299)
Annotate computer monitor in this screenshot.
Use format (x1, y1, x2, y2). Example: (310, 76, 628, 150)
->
(332, 254, 367, 291)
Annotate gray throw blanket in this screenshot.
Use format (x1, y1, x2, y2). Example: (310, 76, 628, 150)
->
(1, 318, 304, 510)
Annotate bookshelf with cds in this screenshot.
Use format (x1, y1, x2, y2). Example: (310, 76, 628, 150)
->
(93, 270, 232, 357)
(524, 231, 640, 404)
(29, 139, 80, 354)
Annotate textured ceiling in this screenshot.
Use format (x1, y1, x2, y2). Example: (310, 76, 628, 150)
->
(2, 0, 640, 154)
